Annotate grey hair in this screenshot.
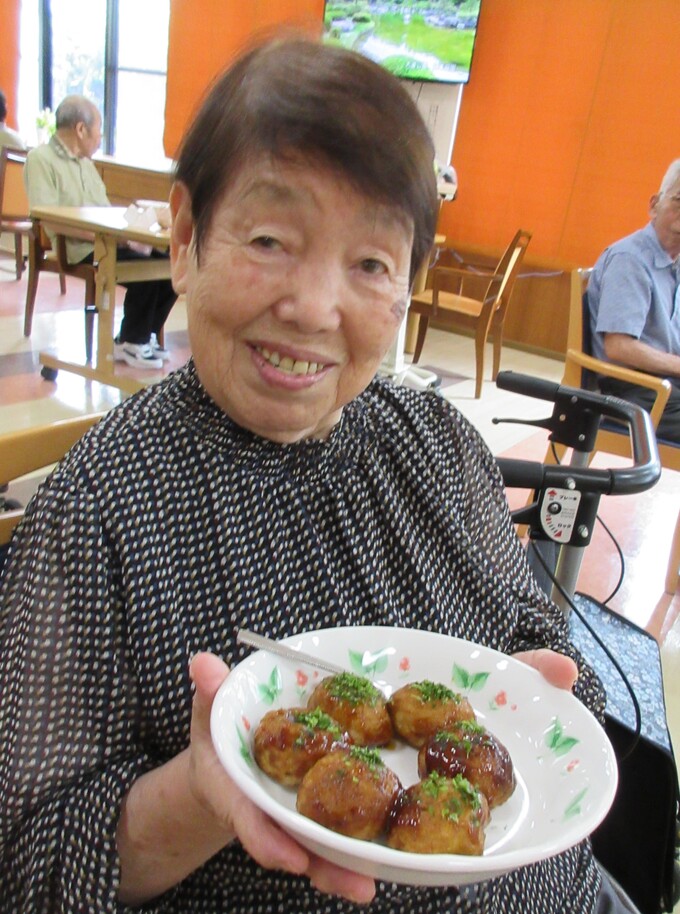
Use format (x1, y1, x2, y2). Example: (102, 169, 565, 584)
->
(55, 95, 99, 130)
(659, 159, 680, 196)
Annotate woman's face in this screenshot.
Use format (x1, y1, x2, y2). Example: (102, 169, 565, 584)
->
(170, 158, 413, 443)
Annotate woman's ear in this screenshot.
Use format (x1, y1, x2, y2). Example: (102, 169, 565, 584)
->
(169, 181, 194, 295)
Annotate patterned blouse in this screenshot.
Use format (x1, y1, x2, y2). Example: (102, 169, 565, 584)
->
(0, 361, 604, 913)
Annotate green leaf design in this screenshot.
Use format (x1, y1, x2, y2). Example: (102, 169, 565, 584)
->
(451, 663, 490, 692)
(237, 726, 254, 767)
(564, 787, 588, 819)
(546, 717, 580, 757)
(258, 666, 283, 705)
(348, 648, 389, 677)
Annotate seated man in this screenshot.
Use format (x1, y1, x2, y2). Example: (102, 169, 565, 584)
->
(588, 159, 680, 443)
(0, 89, 26, 150)
(24, 95, 176, 369)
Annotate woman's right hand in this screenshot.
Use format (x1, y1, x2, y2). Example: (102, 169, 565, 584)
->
(188, 652, 377, 904)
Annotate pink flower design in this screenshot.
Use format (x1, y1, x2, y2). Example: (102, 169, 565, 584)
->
(494, 690, 507, 707)
(566, 759, 580, 772)
(296, 670, 308, 687)
(399, 657, 410, 672)
(242, 716, 251, 731)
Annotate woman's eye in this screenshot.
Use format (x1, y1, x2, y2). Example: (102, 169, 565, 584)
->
(251, 235, 280, 250)
(360, 258, 388, 275)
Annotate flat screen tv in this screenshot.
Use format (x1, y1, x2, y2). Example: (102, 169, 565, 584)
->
(322, 1, 483, 85)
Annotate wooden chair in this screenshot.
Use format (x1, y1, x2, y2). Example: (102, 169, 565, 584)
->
(549, 267, 679, 593)
(24, 221, 98, 360)
(0, 413, 106, 551)
(0, 146, 32, 280)
(409, 228, 532, 398)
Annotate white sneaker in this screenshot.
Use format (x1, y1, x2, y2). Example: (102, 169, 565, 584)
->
(150, 332, 170, 361)
(114, 339, 163, 370)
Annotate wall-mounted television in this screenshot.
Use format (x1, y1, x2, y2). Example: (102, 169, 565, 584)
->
(322, 1, 483, 85)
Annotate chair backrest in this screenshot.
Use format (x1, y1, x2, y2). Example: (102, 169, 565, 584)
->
(0, 413, 106, 548)
(0, 146, 30, 221)
(490, 228, 532, 314)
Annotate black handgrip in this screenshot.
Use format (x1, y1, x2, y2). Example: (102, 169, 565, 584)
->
(496, 371, 560, 402)
(495, 371, 661, 495)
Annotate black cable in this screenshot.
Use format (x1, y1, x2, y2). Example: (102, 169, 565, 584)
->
(528, 540, 642, 760)
(596, 514, 626, 604)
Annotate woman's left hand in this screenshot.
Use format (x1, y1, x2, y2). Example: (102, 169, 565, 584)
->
(512, 648, 578, 690)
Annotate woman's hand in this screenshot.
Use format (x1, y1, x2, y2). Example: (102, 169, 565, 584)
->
(511, 648, 578, 690)
(117, 653, 376, 905)
(188, 652, 376, 905)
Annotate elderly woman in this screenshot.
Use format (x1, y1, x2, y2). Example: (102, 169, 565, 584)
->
(0, 37, 632, 914)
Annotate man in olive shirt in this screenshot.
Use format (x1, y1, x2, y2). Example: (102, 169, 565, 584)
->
(24, 95, 176, 369)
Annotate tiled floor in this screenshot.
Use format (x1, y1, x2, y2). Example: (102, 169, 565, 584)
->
(1, 251, 679, 909)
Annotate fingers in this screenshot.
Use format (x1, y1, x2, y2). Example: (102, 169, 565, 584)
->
(307, 854, 376, 905)
(513, 649, 578, 690)
(188, 652, 376, 904)
(189, 652, 230, 736)
(236, 801, 310, 876)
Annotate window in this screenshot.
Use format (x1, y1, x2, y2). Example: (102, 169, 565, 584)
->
(18, 0, 170, 163)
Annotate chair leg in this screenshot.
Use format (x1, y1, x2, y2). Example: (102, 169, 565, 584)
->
(665, 511, 680, 594)
(84, 305, 97, 363)
(412, 315, 429, 364)
(474, 328, 487, 399)
(13, 233, 23, 280)
(491, 325, 504, 381)
(24, 248, 40, 338)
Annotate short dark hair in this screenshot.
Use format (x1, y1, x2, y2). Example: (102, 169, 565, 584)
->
(0, 91, 7, 123)
(175, 37, 438, 284)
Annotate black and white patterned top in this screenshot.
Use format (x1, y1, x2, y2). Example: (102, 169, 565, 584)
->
(0, 361, 604, 913)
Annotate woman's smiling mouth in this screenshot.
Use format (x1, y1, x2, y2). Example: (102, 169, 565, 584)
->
(255, 345, 329, 376)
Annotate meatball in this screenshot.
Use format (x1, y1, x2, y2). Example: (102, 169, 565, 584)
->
(388, 680, 476, 748)
(253, 707, 350, 786)
(307, 672, 392, 747)
(417, 720, 515, 808)
(296, 747, 402, 840)
(386, 772, 490, 855)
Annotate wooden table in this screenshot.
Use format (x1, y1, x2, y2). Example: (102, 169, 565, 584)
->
(31, 205, 172, 394)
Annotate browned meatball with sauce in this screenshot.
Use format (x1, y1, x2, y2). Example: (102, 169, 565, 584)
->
(296, 747, 402, 840)
(388, 680, 476, 748)
(417, 720, 515, 808)
(253, 707, 351, 786)
(307, 672, 392, 746)
(386, 772, 490, 855)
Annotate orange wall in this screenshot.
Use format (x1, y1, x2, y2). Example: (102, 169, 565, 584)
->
(440, 0, 680, 265)
(165, 0, 680, 268)
(164, 0, 324, 156)
(0, 0, 21, 130)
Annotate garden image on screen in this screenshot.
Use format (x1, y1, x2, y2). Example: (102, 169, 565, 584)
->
(323, 1, 482, 84)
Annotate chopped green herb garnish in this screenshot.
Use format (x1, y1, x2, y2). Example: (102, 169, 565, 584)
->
(348, 746, 384, 770)
(413, 681, 458, 704)
(325, 672, 381, 707)
(292, 708, 342, 735)
(421, 772, 480, 810)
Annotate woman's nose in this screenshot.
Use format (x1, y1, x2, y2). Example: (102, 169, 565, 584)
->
(271, 261, 342, 333)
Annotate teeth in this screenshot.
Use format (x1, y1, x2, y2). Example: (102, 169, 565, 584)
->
(257, 347, 324, 375)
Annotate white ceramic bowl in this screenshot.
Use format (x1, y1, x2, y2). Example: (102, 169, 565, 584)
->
(211, 625, 617, 886)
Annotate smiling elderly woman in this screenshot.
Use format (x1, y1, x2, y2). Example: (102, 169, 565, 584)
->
(0, 36, 632, 914)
